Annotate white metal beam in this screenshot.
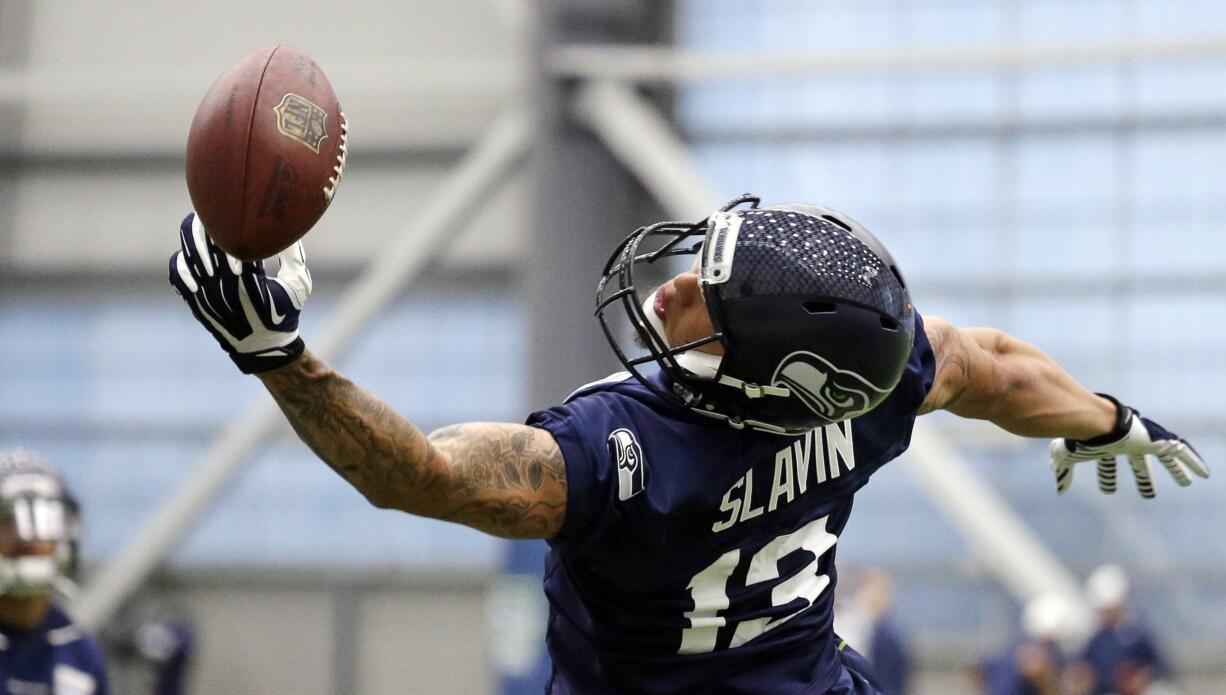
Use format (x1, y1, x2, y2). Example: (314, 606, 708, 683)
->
(74, 108, 533, 631)
(571, 80, 1093, 635)
(549, 35, 1226, 82)
(572, 81, 718, 219)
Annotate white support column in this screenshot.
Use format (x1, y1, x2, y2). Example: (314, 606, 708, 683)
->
(75, 108, 533, 631)
(571, 82, 1093, 635)
(572, 80, 718, 220)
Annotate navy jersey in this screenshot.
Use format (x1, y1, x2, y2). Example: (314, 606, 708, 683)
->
(0, 603, 108, 695)
(528, 315, 935, 694)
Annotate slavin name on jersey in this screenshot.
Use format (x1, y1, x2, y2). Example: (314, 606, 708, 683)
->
(711, 420, 855, 533)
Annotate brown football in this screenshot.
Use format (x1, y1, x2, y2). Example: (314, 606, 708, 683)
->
(185, 45, 347, 260)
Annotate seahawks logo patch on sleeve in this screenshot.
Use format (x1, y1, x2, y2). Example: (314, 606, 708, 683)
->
(771, 351, 890, 423)
(607, 428, 646, 501)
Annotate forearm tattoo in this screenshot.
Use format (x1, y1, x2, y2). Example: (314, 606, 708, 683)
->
(259, 353, 566, 539)
(428, 423, 567, 539)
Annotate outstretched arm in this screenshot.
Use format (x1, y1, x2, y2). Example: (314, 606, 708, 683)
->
(258, 351, 567, 539)
(918, 316, 1208, 497)
(917, 316, 1116, 439)
(168, 214, 568, 538)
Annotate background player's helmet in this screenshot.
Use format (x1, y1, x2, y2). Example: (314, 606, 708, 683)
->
(597, 195, 915, 434)
(0, 448, 80, 597)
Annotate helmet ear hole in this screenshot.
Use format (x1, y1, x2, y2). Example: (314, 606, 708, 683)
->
(879, 316, 900, 331)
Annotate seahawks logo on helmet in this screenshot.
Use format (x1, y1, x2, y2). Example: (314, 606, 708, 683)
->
(771, 351, 890, 423)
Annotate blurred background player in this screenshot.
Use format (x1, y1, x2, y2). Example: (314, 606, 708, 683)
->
(1079, 564, 1171, 695)
(977, 593, 1079, 695)
(0, 448, 108, 694)
(835, 570, 912, 695)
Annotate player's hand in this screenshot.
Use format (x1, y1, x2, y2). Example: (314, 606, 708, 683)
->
(168, 212, 312, 374)
(1050, 395, 1209, 498)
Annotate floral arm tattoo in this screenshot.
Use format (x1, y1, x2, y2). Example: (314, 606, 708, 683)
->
(258, 350, 567, 539)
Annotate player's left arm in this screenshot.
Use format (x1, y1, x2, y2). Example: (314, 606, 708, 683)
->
(917, 316, 1209, 497)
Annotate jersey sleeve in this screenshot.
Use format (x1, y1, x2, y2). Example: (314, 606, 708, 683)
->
(526, 394, 620, 554)
(896, 310, 937, 415)
(58, 634, 110, 695)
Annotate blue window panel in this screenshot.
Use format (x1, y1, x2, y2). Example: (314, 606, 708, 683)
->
(1012, 214, 1119, 275)
(1130, 130, 1226, 204)
(678, 83, 774, 132)
(888, 139, 1000, 209)
(1135, 0, 1226, 38)
(872, 211, 1000, 282)
(900, 1, 1008, 47)
(1015, 134, 1119, 206)
(897, 71, 1003, 121)
(742, 1, 903, 52)
(1127, 215, 1226, 275)
(692, 144, 775, 200)
(0, 302, 91, 421)
(1018, 0, 1126, 41)
(765, 76, 900, 126)
(764, 142, 892, 212)
(88, 303, 265, 424)
(903, 295, 1005, 331)
(1127, 295, 1226, 352)
(1017, 67, 1124, 118)
(1134, 60, 1226, 112)
(1008, 296, 1119, 358)
(173, 444, 503, 570)
(675, 0, 761, 50)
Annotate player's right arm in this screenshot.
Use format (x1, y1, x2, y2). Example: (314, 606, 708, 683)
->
(257, 352, 567, 539)
(168, 213, 567, 539)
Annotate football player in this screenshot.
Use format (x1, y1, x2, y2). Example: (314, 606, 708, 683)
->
(169, 195, 1208, 694)
(0, 448, 108, 695)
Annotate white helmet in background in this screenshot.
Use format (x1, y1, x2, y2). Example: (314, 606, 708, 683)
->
(1086, 564, 1130, 611)
(0, 448, 79, 597)
(1022, 592, 1079, 643)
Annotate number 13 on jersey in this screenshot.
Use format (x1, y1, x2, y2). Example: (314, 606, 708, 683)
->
(679, 515, 837, 654)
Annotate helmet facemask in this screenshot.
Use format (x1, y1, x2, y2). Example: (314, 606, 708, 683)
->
(597, 195, 915, 435)
(0, 452, 78, 599)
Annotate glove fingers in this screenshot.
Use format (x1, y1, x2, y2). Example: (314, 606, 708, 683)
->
(169, 251, 199, 295)
(1127, 454, 1155, 499)
(1158, 454, 1192, 487)
(168, 253, 241, 354)
(189, 214, 218, 277)
(178, 214, 210, 279)
(1096, 457, 1117, 494)
(274, 241, 312, 309)
(1053, 461, 1074, 494)
(1049, 440, 1074, 493)
(1175, 444, 1210, 479)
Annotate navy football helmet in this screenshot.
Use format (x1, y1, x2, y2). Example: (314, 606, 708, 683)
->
(0, 448, 80, 597)
(597, 195, 915, 435)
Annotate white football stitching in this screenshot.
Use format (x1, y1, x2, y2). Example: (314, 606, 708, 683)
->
(323, 112, 348, 202)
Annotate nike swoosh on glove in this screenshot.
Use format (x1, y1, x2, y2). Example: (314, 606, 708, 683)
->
(1051, 394, 1210, 499)
(168, 212, 312, 373)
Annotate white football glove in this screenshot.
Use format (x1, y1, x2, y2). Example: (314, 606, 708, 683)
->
(1051, 395, 1209, 499)
(168, 213, 312, 373)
